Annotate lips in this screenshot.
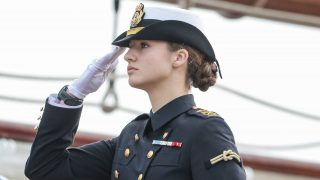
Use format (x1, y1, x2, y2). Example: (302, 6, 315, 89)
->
(127, 65, 138, 74)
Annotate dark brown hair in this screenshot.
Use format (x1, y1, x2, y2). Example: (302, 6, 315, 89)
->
(168, 43, 217, 91)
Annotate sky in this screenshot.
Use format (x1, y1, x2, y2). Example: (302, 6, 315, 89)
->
(0, 0, 319, 163)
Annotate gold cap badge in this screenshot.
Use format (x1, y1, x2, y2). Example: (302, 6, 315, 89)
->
(130, 3, 145, 28)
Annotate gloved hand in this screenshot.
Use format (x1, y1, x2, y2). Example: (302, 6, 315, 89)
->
(68, 46, 126, 99)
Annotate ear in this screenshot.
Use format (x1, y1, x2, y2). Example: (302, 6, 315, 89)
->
(172, 49, 189, 68)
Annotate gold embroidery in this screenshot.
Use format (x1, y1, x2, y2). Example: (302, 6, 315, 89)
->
(192, 106, 219, 117)
(130, 3, 145, 28)
(126, 27, 144, 36)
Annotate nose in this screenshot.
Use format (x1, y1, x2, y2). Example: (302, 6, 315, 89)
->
(124, 48, 136, 62)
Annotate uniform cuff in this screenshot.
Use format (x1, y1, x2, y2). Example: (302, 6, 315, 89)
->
(48, 94, 82, 109)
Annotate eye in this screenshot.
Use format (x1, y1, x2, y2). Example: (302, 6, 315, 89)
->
(140, 42, 149, 48)
(128, 42, 133, 48)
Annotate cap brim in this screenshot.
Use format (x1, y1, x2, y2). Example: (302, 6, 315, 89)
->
(112, 32, 134, 47)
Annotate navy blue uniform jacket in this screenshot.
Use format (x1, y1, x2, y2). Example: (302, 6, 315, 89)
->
(25, 94, 246, 180)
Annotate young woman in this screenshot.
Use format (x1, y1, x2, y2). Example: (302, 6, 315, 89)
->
(25, 3, 246, 180)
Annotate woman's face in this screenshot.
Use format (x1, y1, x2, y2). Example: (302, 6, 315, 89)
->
(124, 40, 177, 91)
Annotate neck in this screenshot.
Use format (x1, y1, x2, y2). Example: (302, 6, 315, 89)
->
(147, 80, 189, 113)
(148, 91, 188, 113)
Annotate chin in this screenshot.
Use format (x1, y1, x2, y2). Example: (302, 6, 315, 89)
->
(128, 77, 153, 92)
(128, 78, 143, 89)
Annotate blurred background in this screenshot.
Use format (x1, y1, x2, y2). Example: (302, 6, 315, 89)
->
(0, 0, 319, 179)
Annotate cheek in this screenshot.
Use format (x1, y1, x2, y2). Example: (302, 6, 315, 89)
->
(146, 59, 171, 78)
(148, 51, 173, 73)
(128, 50, 173, 87)
(128, 62, 170, 88)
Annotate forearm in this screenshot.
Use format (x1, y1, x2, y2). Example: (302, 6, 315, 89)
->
(25, 46, 124, 179)
(25, 97, 83, 179)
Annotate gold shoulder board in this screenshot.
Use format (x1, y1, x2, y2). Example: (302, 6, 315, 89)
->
(192, 106, 219, 117)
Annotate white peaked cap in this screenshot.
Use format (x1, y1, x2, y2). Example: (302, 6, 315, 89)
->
(112, 3, 222, 77)
(143, 6, 205, 32)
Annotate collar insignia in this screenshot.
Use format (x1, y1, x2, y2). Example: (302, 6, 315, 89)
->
(130, 3, 145, 28)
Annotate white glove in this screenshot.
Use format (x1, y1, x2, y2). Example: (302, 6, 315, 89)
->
(68, 46, 126, 99)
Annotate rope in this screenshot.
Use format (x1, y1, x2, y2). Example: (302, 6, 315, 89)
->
(0, 71, 126, 81)
(101, 79, 119, 112)
(239, 141, 320, 150)
(0, 94, 142, 115)
(99, 0, 121, 113)
(216, 84, 320, 121)
(0, 71, 319, 121)
(0, 72, 76, 81)
(1, 79, 320, 150)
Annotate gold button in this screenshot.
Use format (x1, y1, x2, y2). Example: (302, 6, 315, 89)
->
(138, 173, 143, 180)
(162, 132, 169, 139)
(114, 170, 119, 179)
(147, 150, 154, 159)
(124, 148, 130, 158)
(34, 124, 39, 130)
(37, 115, 42, 120)
(134, 134, 139, 142)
